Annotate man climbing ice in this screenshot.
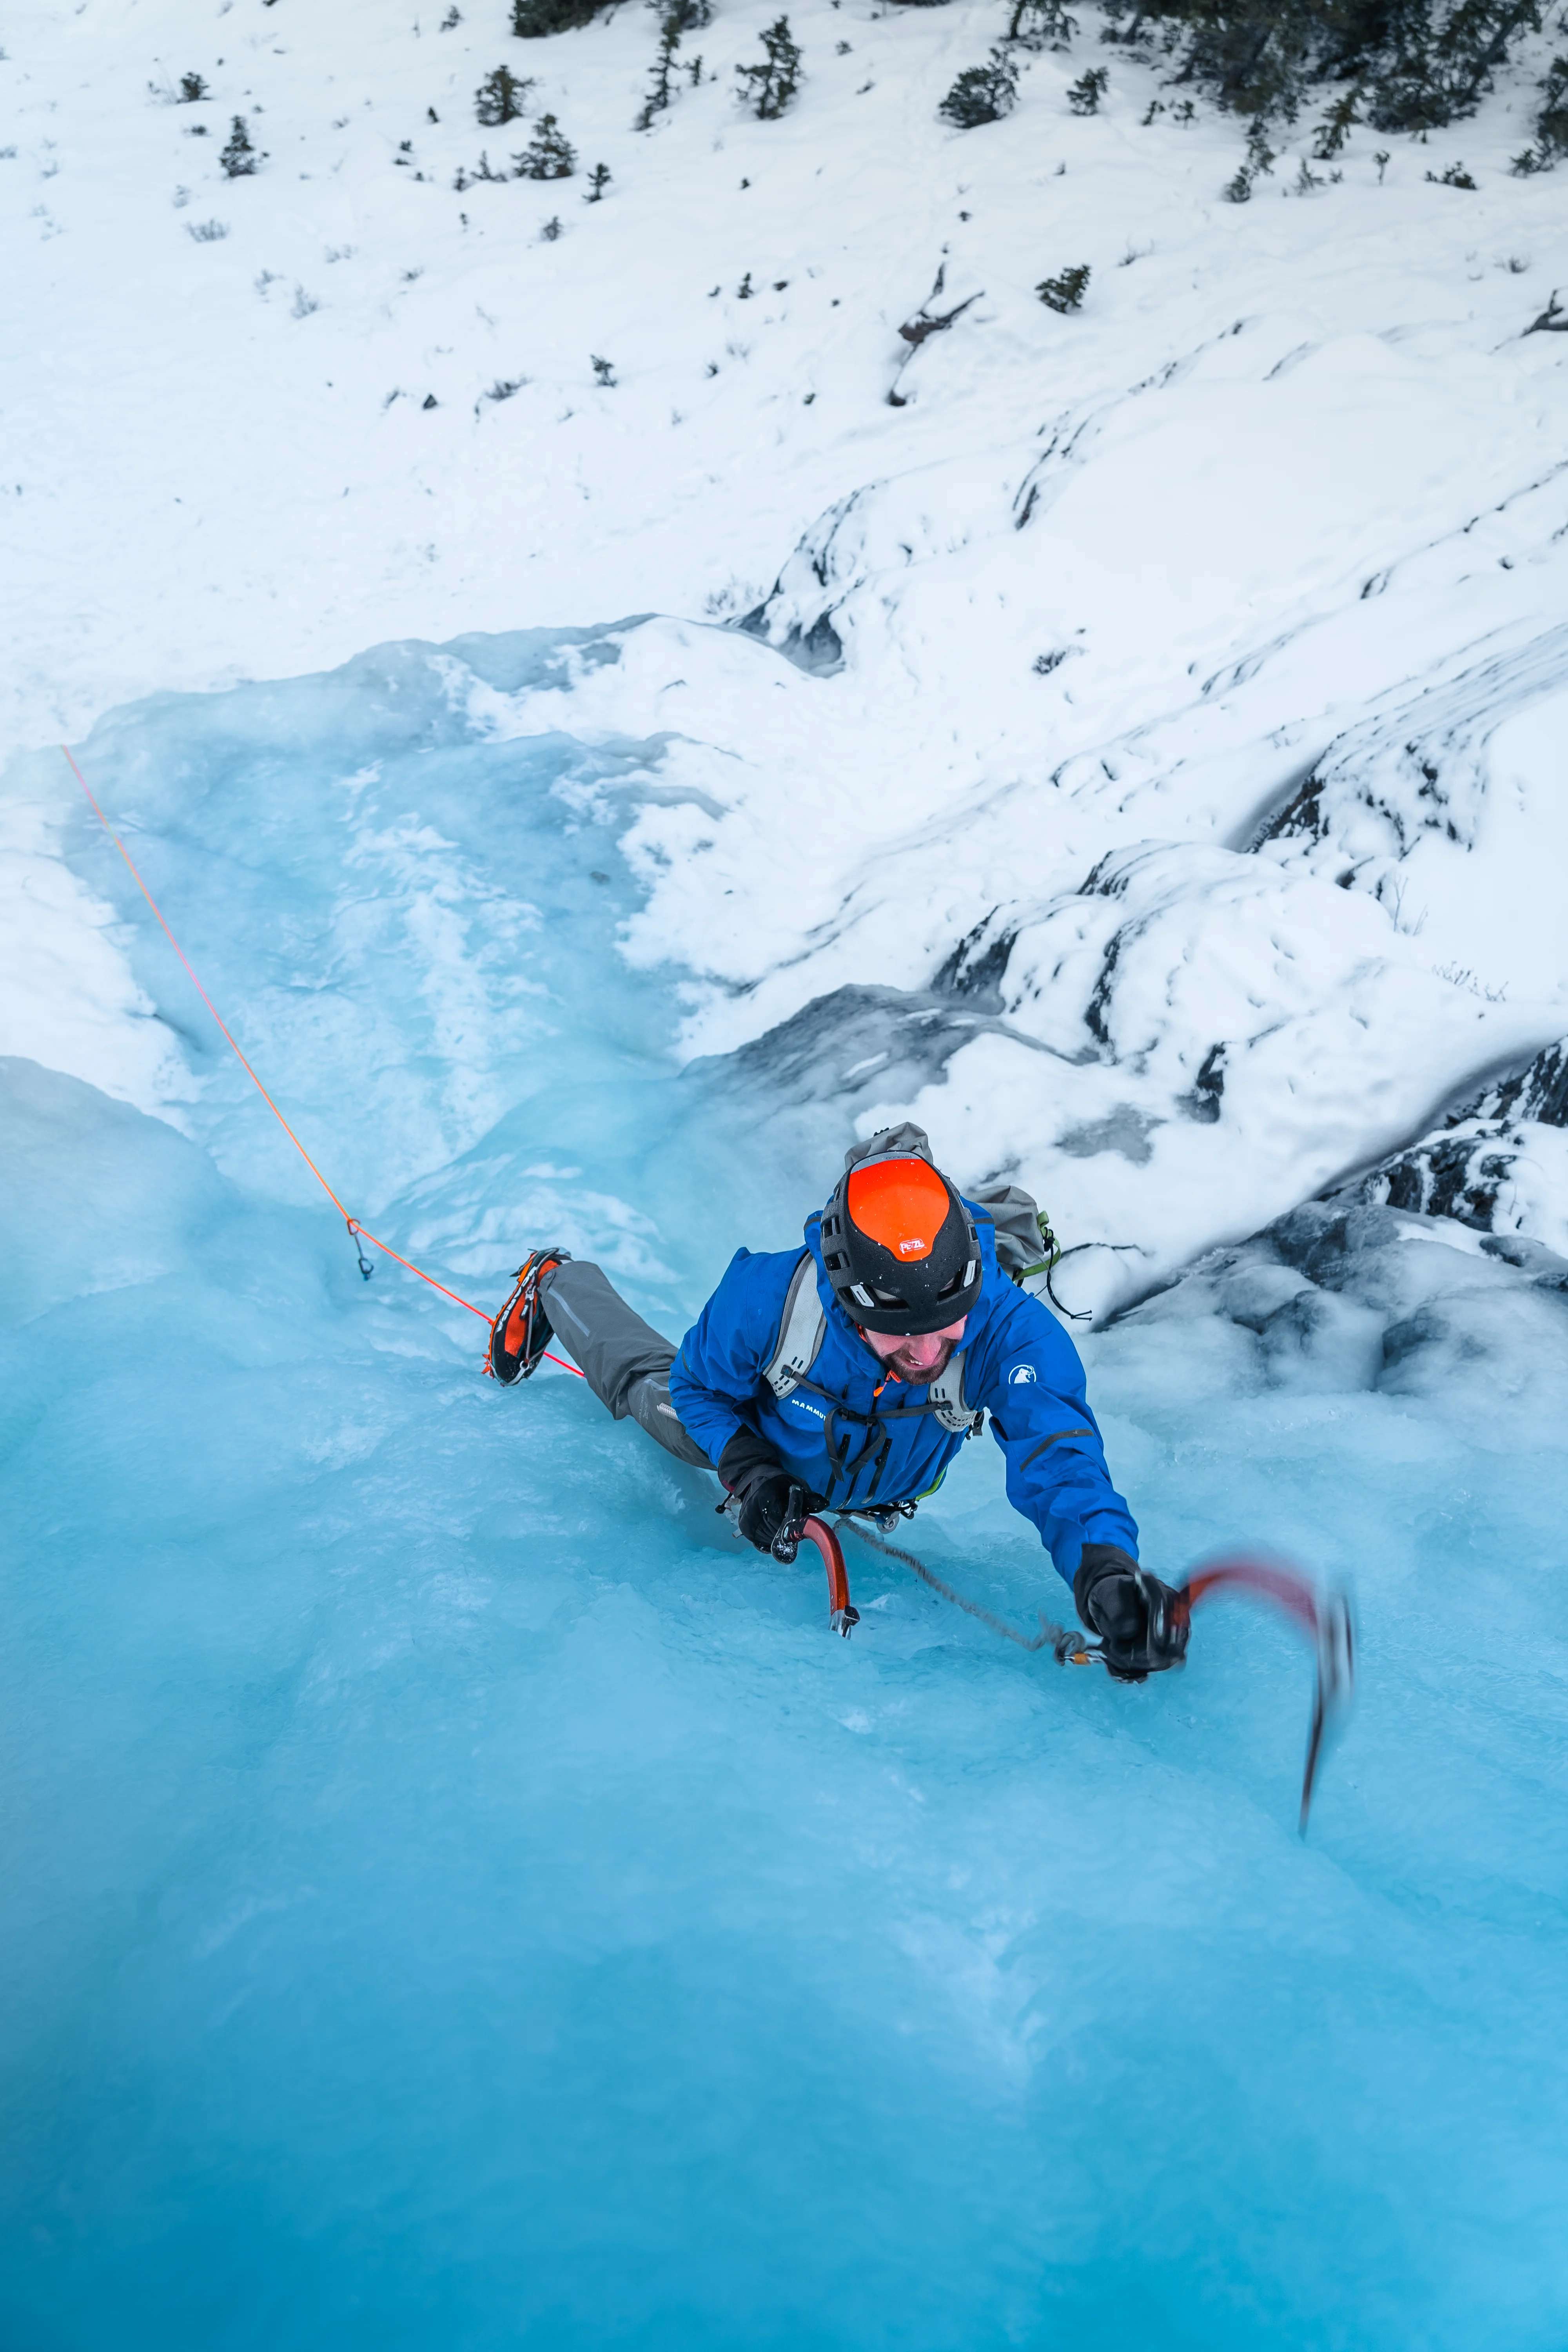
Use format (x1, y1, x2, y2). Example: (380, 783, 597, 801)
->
(488, 1125, 1188, 1679)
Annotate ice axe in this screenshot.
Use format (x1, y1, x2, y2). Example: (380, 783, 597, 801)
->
(842, 1521, 1354, 1835)
(770, 1488, 860, 1637)
(1054, 1553, 1355, 1834)
(1176, 1554, 1356, 1835)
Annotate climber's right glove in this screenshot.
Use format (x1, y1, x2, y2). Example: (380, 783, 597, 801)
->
(718, 1429, 817, 1556)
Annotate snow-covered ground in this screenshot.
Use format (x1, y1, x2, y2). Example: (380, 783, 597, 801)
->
(5, 0, 1568, 2343)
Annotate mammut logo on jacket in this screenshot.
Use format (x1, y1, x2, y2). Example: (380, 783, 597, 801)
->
(1007, 1363, 1038, 1384)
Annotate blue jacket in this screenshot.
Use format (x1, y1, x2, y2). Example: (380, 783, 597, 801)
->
(668, 1207, 1138, 1588)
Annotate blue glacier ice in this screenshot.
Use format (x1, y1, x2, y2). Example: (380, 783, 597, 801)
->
(5, 630, 1568, 2351)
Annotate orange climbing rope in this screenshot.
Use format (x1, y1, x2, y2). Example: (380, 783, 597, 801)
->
(60, 742, 586, 1376)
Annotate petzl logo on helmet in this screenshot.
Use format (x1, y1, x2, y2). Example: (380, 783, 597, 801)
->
(1007, 1363, 1038, 1385)
(897, 1236, 928, 1256)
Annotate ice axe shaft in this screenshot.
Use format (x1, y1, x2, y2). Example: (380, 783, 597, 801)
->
(1178, 1555, 1356, 1835)
(802, 1515, 859, 1637)
(771, 1492, 858, 1635)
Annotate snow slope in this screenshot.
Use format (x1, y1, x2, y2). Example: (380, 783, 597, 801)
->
(7, 0, 1568, 1290)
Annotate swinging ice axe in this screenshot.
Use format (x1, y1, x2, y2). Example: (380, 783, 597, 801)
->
(1058, 1553, 1356, 1832)
(1174, 1554, 1356, 1835)
(829, 1520, 1354, 1834)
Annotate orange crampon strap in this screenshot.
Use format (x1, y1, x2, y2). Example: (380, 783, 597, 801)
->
(62, 743, 584, 1378)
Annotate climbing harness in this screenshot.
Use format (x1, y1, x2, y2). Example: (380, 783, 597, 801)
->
(762, 1214, 995, 1506)
(760, 1240, 983, 1506)
(61, 744, 585, 1383)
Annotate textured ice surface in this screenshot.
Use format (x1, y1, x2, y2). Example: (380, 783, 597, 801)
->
(5, 642, 1568, 2351)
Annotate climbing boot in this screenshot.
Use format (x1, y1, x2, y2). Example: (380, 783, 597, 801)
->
(489, 1248, 572, 1384)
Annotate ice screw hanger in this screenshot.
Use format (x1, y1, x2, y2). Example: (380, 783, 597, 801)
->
(61, 744, 586, 1377)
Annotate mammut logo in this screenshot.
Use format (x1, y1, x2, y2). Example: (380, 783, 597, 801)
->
(1007, 1364, 1038, 1385)
(787, 1396, 827, 1421)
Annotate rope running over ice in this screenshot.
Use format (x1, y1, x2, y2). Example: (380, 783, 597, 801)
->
(60, 743, 585, 1376)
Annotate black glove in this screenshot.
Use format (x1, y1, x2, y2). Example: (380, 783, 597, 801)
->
(717, 1429, 816, 1556)
(1074, 1544, 1189, 1683)
(738, 1472, 806, 1555)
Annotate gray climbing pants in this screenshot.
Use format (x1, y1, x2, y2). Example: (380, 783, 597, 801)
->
(537, 1258, 712, 1471)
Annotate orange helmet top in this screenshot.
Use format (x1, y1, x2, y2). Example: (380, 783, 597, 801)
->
(846, 1157, 950, 1261)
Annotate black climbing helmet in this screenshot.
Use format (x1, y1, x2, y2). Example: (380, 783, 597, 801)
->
(820, 1150, 982, 1335)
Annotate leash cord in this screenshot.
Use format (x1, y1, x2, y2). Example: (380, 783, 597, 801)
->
(837, 1517, 1085, 1656)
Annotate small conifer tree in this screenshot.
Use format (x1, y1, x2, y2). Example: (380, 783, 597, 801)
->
(1068, 65, 1108, 113)
(1036, 262, 1090, 312)
(476, 65, 532, 125)
(1310, 83, 1360, 158)
(179, 72, 209, 102)
(585, 162, 612, 200)
(736, 17, 802, 119)
(220, 116, 260, 177)
(1006, 0, 1075, 47)
(939, 49, 1019, 127)
(1222, 117, 1276, 200)
(637, 23, 682, 127)
(514, 114, 577, 177)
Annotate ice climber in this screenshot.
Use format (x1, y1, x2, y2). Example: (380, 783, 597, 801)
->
(489, 1125, 1189, 1680)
